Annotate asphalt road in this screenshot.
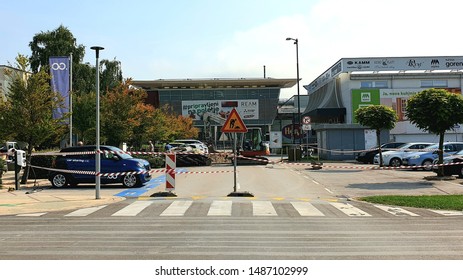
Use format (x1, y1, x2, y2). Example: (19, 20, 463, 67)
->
(1, 162, 463, 259)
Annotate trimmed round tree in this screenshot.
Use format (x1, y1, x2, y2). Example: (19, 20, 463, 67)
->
(355, 105, 397, 167)
(406, 88, 463, 176)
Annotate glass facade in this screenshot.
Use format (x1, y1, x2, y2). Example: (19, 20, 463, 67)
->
(158, 87, 281, 126)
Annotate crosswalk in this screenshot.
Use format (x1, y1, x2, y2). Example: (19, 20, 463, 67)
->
(14, 199, 463, 218)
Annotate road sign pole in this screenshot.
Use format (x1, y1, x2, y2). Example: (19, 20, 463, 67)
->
(233, 132, 237, 192)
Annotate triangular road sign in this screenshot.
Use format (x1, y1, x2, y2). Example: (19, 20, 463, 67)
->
(221, 108, 248, 133)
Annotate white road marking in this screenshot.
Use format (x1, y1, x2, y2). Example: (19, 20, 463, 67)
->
(252, 201, 277, 216)
(111, 201, 153, 216)
(17, 212, 47, 217)
(65, 205, 107, 217)
(208, 201, 232, 216)
(312, 180, 320, 185)
(160, 200, 193, 216)
(324, 188, 333, 194)
(374, 205, 419, 217)
(429, 209, 463, 216)
(291, 202, 325, 216)
(330, 202, 371, 217)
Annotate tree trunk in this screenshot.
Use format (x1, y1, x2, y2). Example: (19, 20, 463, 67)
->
(376, 130, 383, 167)
(20, 144, 33, 184)
(437, 132, 445, 177)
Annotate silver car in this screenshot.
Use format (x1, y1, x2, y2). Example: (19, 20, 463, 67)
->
(373, 142, 434, 167)
(174, 139, 209, 153)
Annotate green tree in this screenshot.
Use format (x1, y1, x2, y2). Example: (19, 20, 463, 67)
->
(73, 91, 96, 144)
(355, 105, 398, 167)
(100, 79, 148, 147)
(100, 59, 123, 92)
(406, 88, 463, 176)
(29, 25, 85, 73)
(0, 67, 68, 182)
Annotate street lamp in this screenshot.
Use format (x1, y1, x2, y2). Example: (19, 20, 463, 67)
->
(91, 46, 104, 199)
(286, 37, 301, 145)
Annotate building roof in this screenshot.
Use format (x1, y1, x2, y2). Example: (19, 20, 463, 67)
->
(132, 78, 298, 90)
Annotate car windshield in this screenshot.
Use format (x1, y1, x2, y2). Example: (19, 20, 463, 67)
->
(454, 149, 463, 155)
(106, 147, 132, 159)
(396, 143, 413, 149)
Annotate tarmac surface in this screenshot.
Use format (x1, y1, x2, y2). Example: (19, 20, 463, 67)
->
(1, 159, 463, 216)
(0, 171, 124, 216)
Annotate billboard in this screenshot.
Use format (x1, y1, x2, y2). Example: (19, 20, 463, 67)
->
(351, 89, 380, 123)
(182, 99, 259, 120)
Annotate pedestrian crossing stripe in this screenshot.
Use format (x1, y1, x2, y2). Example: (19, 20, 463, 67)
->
(65, 205, 107, 217)
(14, 200, 463, 218)
(373, 204, 420, 217)
(331, 202, 371, 217)
(290, 202, 324, 216)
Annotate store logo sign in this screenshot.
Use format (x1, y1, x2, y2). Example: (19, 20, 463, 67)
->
(361, 92, 371, 102)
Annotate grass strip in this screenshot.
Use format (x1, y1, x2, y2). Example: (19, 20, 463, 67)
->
(359, 195, 463, 211)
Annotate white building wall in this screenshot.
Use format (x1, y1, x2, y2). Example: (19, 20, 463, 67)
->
(344, 73, 463, 142)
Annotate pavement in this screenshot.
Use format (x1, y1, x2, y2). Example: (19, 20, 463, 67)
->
(0, 171, 124, 216)
(1, 158, 463, 216)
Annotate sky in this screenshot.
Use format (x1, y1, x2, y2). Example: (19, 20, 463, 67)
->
(2, 0, 463, 99)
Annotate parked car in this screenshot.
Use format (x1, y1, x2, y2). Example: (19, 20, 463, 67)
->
(373, 142, 434, 167)
(48, 145, 151, 188)
(432, 149, 463, 177)
(168, 142, 212, 166)
(402, 142, 463, 171)
(174, 139, 209, 153)
(356, 142, 406, 164)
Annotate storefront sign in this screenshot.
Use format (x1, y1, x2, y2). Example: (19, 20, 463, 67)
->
(182, 99, 259, 120)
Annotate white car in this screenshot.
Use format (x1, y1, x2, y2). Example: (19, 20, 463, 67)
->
(174, 139, 209, 153)
(373, 142, 434, 167)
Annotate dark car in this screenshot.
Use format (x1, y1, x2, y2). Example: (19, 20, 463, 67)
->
(48, 145, 151, 188)
(355, 142, 406, 164)
(432, 149, 463, 177)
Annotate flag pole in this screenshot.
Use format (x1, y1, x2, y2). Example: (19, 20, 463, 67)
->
(69, 54, 73, 146)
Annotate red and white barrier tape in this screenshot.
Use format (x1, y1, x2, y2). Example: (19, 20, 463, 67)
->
(29, 165, 235, 177)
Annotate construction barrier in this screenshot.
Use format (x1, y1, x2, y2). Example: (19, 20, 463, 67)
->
(165, 153, 176, 192)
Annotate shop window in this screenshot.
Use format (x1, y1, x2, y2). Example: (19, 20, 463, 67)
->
(360, 81, 388, 88)
(421, 80, 448, 88)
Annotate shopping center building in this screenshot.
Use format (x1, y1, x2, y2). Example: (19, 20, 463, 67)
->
(302, 56, 463, 159)
(132, 78, 297, 146)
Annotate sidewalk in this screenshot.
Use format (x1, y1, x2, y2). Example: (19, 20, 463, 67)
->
(0, 171, 124, 216)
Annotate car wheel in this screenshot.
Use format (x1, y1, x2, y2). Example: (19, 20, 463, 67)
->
(422, 159, 433, 171)
(51, 173, 68, 188)
(389, 158, 401, 167)
(458, 167, 463, 178)
(122, 173, 139, 188)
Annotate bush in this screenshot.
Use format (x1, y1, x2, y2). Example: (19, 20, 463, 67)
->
(133, 155, 165, 168)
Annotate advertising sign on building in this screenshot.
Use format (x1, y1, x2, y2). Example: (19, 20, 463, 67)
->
(351, 89, 380, 122)
(343, 56, 463, 72)
(182, 99, 259, 120)
(269, 131, 282, 149)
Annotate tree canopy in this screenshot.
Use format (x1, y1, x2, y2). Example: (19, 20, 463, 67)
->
(355, 105, 397, 167)
(406, 88, 463, 176)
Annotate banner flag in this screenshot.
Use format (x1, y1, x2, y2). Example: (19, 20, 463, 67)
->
(49, 56, 70, 122)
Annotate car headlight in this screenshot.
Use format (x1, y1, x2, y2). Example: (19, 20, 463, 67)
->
(137, 162, 145, 169)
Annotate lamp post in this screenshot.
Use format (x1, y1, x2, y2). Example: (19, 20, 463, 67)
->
(286, 37, 301, 145)
(91, 46, 104, 199)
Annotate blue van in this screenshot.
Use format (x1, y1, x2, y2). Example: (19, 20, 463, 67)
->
(48, 145, 151, 188)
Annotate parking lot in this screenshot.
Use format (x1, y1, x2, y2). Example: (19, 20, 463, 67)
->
(2, 159, 463, 205)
